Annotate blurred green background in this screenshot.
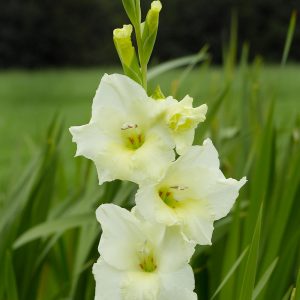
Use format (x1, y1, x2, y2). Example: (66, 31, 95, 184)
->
(1, 0, 300, 300)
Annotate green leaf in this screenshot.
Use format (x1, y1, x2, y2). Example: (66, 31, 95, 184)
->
(122, 0, 141, 27)
(243, 103, 274, 245)
(219, 200, 242, 300)
(282, 287, 293, 300)
(211, 246, 249, 300)
(3, 252, 19, 300)
(148, 51, 208, 80)
(238, 204, 263, 300)
(281, 11, 297, 66)
(252, 257, 278, 300)
(294, 268, 300, 300)
(194, 84, 229, 144)
(13, 213, 94, 249)
(262, 129, 300, 282)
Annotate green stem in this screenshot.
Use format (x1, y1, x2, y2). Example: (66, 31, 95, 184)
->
(134, 23, 147, 91)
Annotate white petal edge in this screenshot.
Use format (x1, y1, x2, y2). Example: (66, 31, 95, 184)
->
(96, 204, 143, 270)
(158, 264, 197, 300)
(205, 176, 247, 220)
(93, 259, 123, 300)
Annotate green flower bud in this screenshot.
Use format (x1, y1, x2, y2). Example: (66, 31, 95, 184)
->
(113, 25, 142, 84)
(147, 1, 162, 31)
(141, 1, 162, 65)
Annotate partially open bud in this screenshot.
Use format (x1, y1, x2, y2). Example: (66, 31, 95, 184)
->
(146, 1, 162, 30)
(113, 25, 142, 84)
(141, 1, 162, 64)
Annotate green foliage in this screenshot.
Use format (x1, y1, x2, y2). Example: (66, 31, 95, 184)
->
(121, 0, 141, 28)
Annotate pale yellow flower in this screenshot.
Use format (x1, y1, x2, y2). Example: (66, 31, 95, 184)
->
(158, 95, 207, 155)
(135, 139, 246, 245)
(70, 74, 175, 185)
(93, 204, 197, 300)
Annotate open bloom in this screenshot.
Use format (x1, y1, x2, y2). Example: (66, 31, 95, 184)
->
(158, 95, 207, 155)
(70, 74, 175, 185)
(93, 204, 197, 300)
(135, 138, 246, 245)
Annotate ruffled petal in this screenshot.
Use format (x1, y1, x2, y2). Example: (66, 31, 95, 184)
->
(181, 210, 214, 245)
(157, 227, 195, 272)
(96, 204, 143, 270)
(158, 265, 196, 300)
(135, 185, 179, 226)
(93, 259, 123, 300)
(70, 73, 175, 185)
(121, 271, 160, 300)
(70, 122, 107, 160)
(204, 177, 247, 220)
(91, 73, 150, 123)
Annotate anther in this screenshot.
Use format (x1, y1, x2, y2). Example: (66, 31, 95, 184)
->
(138, 134, 142, 143)
(170, 185, 188, 191)
(121, 123, 138, 130)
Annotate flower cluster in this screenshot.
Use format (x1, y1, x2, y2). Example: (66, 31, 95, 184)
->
(70, 73, 246, 299)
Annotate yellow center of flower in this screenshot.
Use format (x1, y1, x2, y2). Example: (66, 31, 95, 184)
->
(158, 186, 188, 209)
(121, 123, 145, 150)
(168, 113, 193, 132)
(138, 241, 157, 273)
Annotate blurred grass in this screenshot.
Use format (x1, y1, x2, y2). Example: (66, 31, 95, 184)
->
(0, 62, 300, 300)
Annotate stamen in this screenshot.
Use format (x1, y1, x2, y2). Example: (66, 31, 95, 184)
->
(170, 185, 188, 191)
(121, 123, 144, 150)
(138, 134, 142, 143)
(121, 123, 138, 130)
(158, 188, 182, 209)
(137, 240, 157, 273)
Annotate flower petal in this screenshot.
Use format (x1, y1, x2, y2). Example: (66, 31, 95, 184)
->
(69, 122, 106, 159)
(135, 185, 179, 226)
(96, 204, 144, 270)
(170, 138, 220, 172)
(91, 73, 150, 123)
(204, 177, 247, 220)
(157, 227, 195, 272)
(70, 73, 175, 185)
(93, 259, 124, 300)
(183, 211, 214, 244)
(173, 129, 195, 155)
(121, 271, 160, 300)
(158, 265, 196, 300)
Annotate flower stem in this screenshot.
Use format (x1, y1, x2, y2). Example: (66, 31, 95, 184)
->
(134, 23, 148, 92)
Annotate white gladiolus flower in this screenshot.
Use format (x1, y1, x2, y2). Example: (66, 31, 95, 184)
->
(135, 138, 247, 245)
(70, 74, 175, 185)
(159, 95, 207, 155)
(93, 204, 197, 300)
